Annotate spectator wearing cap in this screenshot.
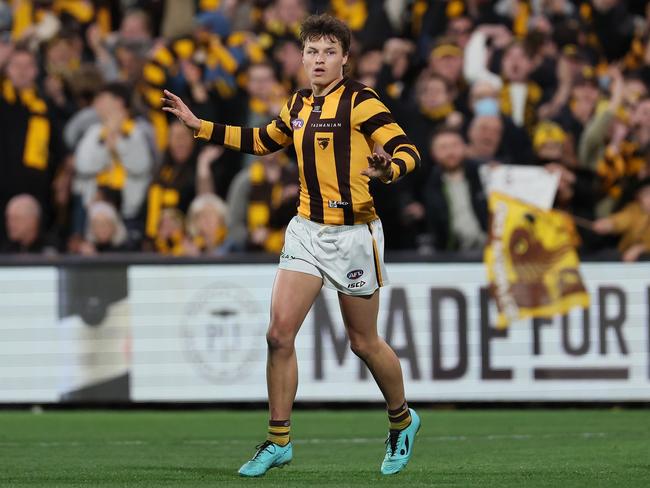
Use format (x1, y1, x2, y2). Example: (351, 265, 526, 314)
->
(533, 120, 603, 251)
(593, 177, 650, 262)
(72, 82, 153, 243)
(427, 38, 466, 109)
(0, 47, 67, 241)
(532, 120, 574, 166)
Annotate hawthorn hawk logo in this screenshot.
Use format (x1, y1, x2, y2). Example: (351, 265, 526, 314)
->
(317, 137, 330, 149)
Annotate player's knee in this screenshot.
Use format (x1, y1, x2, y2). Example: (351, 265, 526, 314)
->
(349, 338, 371, 359)
(266, 328, 295, 352)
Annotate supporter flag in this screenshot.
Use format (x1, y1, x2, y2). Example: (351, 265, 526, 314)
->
(484, 192, 589, 328)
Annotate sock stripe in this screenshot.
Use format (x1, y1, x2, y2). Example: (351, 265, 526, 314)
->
(388, 411, 411, 423)
(267, 419, 291, 446)
(387, 402, 408, 416)
(387, 402, 412, 431)
(269, 419, 290, 427)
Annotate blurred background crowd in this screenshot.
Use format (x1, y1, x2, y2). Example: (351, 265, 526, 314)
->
(0, 0, 649, 260)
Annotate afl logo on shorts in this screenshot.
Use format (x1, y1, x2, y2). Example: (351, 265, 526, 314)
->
(347, 269, 364, 280)
(291, 118, 304, 130)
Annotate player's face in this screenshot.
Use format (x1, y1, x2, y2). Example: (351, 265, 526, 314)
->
(302, 36, 348, 90)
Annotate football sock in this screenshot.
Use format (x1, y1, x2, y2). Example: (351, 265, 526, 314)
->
(388, 401, 412, 431)
(267, 419, 291, 446)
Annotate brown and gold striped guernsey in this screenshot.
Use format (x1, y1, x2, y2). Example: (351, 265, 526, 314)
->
(195, 78, 420, 225)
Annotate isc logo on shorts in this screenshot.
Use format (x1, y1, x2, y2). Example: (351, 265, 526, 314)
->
(347, 280, 366, 289)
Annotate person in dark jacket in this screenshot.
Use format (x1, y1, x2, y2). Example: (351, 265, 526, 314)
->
(424, 127, 487, 252)
(0, 47, 67, 241)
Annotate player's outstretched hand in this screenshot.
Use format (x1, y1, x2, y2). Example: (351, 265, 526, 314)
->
(361, 152, 393, 181)
(161, 89, 201, 131)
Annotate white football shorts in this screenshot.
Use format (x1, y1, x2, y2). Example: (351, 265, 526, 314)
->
(278, 215, 389, 296)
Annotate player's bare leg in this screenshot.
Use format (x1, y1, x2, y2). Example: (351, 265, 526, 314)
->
(239, 269, 322, 477)
(337, 290, 405, 408)
(338, 290, 421, 475)
(266, 269, 322, 419)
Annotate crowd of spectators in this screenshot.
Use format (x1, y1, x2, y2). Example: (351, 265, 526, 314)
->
(0, 0, 649, 261)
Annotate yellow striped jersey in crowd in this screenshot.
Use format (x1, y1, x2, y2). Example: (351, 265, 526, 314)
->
(195, 78, 421, 225)
(142, 35, 266, 151)
(10, 0, 98, 40)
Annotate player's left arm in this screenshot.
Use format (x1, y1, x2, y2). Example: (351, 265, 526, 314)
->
(352, 88, 420, 183)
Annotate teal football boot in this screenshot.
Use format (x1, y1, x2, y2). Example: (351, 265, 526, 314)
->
(238, 440, 293, 477)
(380, 408, 421, 475)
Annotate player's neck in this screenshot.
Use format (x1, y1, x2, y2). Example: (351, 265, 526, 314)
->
(311, 76, 344, 97)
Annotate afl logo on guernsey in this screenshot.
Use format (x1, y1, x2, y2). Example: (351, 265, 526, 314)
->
(291, 118, 304, 130)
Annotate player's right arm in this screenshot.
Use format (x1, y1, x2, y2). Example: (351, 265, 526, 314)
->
(162, 89, 293, 155)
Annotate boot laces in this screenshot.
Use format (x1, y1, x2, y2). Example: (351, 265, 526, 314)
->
(253, 440, 274, 459)
(385, 430, 401, 456)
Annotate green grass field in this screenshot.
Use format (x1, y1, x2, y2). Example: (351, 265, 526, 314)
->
(0, 409, 648, 487)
